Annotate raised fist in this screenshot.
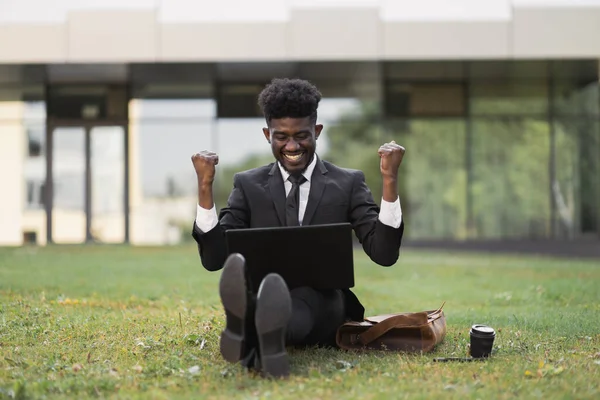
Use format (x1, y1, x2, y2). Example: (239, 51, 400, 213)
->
(378, 140, 405, 180)
(191, 151, 219, 185)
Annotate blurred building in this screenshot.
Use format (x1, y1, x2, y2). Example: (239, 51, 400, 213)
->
(0, 0, 599, 246)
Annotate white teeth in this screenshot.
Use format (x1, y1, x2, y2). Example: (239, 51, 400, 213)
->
(284, 153, 303, 161)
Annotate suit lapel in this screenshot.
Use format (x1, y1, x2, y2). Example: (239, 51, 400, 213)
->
(303, 159, 328, 225)
(267, 163, 286, 226)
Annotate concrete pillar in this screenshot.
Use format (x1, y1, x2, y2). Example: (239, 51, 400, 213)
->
(0, 102, 25, 245)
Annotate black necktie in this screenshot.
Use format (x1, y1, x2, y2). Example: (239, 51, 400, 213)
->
(285, 174, 307, 226)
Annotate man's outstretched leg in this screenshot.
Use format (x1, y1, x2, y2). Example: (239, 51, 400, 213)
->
(218, 253, 249, 363)
(219, 253, 260, 369)
(255, 273, 292, 378)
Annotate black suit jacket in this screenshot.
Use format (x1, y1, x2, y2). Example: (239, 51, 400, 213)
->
(192, 158, 405, 321)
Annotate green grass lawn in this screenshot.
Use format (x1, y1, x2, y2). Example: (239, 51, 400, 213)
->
(0, 245, 599, 399)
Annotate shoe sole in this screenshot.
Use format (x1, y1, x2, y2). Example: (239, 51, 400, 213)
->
(255, 273, 292, 378)
(219, 253, 247, 364)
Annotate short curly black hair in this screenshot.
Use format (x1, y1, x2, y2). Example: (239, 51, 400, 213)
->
(258, 78, 322, 124)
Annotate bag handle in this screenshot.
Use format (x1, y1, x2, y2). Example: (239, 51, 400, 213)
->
(358, 302, 446, 346)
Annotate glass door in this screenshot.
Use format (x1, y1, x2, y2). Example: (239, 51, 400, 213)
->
(90, 126, 126, 243)
(50, 127, 87, 244)
(46, 124, 127, 244)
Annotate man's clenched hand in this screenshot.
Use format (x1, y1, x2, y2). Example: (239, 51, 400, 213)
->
(191, 151, 219, 186)
(192, 151, 218, 209)
(378, 140, 405, 181)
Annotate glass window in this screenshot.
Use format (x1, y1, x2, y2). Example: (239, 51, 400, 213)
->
(90, 126, 126, 244)
(470, 81, 548, 116)
(48, 85, 127, 120)
(470, 118, 551, 238)
(384, 119, 467, 239)
(216, 83, 265, 119)
(23, 101, 46, 210)
(51, 127, 86, 244)
(313, 97, 376, 173)
(551, 59, 599, 81)
(132, 98, 215, 120)
(385, 83, 465, 117)
(553, 119, 600, 237)
(130, 63, 215, 99)
(131, 99, 215, 198)
(553, 81, 599, 117)
(327, 113, 468, 239)
(212, 118, 273, 208)
(129, 98, 214, 245)
(470, 60, 549, 81)
(137, 123, 213, 198)
(24, 124, 45, 209)
(297, 62, 383, 110)
(322, 101, 385, 199)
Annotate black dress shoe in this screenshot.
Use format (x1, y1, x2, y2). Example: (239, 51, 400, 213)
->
(255, 273, 292, 378)
(219, 253, 249, 364)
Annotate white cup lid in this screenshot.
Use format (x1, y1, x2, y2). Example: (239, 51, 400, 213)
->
(471, 324, 495, 334)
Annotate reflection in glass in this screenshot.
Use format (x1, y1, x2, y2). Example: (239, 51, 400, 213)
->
(327, 114, 467, 239)
(470, 82, 548, 116)
(471, 118, 551, 239)
(129, 98, 215, 245)
(23, 102, 47, 212)
(385, 83, 465, 117)
(387, 119, 467, 239)
(137, 121, 213, 198)
(308, 99, 378, 196)
(553, 120, 600, 237)
(213, 118, 273, 209)
(24, 123, 45, 209)
(131, 120, 213, 245)
(553, 81, 599, 117)
(91, 126, 125, 243)
(52, 127, 86, 244)
(469, 60, 549, 81)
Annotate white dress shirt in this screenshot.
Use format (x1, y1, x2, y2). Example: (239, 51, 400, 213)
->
(195, 155, 403, 232)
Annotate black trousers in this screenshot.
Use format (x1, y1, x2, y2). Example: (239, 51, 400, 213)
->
(285, 287, 346, 347)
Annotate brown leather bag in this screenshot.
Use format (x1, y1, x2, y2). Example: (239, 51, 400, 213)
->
(336, 303, 447, 352)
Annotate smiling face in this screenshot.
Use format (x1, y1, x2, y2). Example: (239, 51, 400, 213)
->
(263, 117, 323, 175)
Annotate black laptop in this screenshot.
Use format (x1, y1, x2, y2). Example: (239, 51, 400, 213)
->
(225, 223, 355, 293)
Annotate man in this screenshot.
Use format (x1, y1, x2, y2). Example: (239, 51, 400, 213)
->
(191, 78, 405, 378)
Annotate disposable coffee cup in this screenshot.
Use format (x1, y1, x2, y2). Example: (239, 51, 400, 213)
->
(469, 324, 495, 358)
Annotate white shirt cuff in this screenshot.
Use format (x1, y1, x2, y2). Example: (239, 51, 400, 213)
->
(378, 196, 403, 229)
(195, 204, 219, 233)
